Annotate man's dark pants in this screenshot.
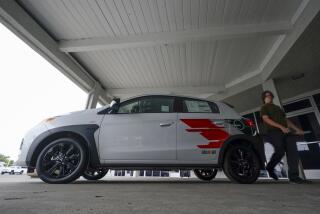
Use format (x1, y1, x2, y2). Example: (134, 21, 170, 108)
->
(266, 129, 300, 179)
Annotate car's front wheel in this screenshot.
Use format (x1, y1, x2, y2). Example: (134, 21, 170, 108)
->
(36, 138, 87, 184)
(194, 169, 218, 181)
(83, 167, 108, 180)
(223, 144, 260, 184)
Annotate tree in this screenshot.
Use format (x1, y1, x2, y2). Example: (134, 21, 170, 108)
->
(0, 153, 14, 166)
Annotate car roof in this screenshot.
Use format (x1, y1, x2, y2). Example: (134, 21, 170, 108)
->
(120, 94, 221, 104)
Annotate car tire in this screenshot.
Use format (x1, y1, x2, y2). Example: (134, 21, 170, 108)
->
(193, 169, 218, 181)
(82, 167, 108, 180)
(223, 144, 260, 184)
(36, 138, 88, 184)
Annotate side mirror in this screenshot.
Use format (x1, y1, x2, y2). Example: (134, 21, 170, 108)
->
(111, 98, 120, 105)
(109, 103, 120, 113)
(109, 99, 117, 108)
(97, 98, 120, 114)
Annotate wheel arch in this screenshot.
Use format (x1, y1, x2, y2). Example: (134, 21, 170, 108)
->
(218, 134, 266, 169)
(26, 125, 100, 168)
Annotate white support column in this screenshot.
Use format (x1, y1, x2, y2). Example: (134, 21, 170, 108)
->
(85, 82, 102, 109)
(262, 79, 306, 180)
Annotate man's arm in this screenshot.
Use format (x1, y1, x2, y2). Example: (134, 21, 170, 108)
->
(286, 119, 304, 135)
(262, 115, 290, 133)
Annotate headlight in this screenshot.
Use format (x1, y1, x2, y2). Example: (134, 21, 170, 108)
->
(44, 117, 57, 123)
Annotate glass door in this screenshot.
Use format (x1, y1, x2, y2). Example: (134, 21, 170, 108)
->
(287, 112, 320, 170)
(284, 96, 320, 179)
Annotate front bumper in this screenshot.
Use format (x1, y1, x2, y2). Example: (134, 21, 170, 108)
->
(16, 122, 48, 167)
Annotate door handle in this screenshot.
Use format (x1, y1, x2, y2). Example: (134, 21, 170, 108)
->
(160, 122, 174, 127)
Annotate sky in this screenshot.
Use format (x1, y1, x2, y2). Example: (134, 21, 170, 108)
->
(0, 23, 88, 161)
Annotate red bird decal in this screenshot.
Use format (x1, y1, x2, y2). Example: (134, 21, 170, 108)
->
(181, 119, 230, 149)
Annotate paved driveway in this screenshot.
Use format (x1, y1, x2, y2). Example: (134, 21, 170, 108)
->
(0, 175, 319, 214)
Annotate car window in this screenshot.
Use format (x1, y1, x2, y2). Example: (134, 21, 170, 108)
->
(183, 99, 219, 113)
(118, 96, 174, 114)
(210, 102, 220, 113)
(118, 100, 139, 114)
(139, 97, 174, 113)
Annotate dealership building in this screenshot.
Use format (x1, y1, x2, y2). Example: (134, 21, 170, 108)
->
(1, 0, 320, 179)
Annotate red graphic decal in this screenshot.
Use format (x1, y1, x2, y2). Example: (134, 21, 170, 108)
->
(181, 119, 230, 149)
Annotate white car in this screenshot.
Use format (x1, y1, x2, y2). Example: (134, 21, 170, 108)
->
(0, 162, 5, 174)
(1, 166, 24, 175)
(1, 167, 10, 175)
(17, 95, 265, 184)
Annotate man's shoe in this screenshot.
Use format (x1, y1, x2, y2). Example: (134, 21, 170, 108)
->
(289, 177, 312, 184)
(266, 167, 279, 181)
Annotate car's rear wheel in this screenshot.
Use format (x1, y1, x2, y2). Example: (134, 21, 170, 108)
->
(83, 167, 108, 180)
(194, 169, 218, 181)
(223, 144, 260, 184)
(36, 138, 87, 184)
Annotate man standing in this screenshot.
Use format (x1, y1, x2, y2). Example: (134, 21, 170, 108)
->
(260, 90, 310, 184)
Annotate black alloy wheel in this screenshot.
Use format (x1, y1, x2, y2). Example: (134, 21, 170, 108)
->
(223, 144, 260, 184)
(36, 138, 87, 184)
(83, 167, 109, 180)
(194, 169, 218, 181)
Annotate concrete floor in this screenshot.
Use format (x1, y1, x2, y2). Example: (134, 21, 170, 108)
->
(0, 175, 319, 214)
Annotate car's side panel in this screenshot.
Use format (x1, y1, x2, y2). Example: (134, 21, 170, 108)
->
(99, 113, 177, 161)
(177, 113, 230, 164)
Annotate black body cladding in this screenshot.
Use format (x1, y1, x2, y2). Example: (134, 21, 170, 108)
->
(218, 134, 266, 168)
(26, 125, 100, 167)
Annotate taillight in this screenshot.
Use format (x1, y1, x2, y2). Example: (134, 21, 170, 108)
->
(243, 119, 255, 128)
(229, 118, 256, 136)
(242, 118, 257, 136)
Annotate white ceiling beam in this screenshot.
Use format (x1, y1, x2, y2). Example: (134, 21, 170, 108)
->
(59, 22, 292, 52)
(261, 0, 320, 81)
(225, 69, 262, 89)
(0, 0, 113, 103)
(212, 0, 320, 101)
(223, 33, 284, 88)
(107, 85, 225, 97)
(207, 74, 263, 101)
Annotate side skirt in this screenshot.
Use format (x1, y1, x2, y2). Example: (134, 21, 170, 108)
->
(97, 164, 220, 171)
